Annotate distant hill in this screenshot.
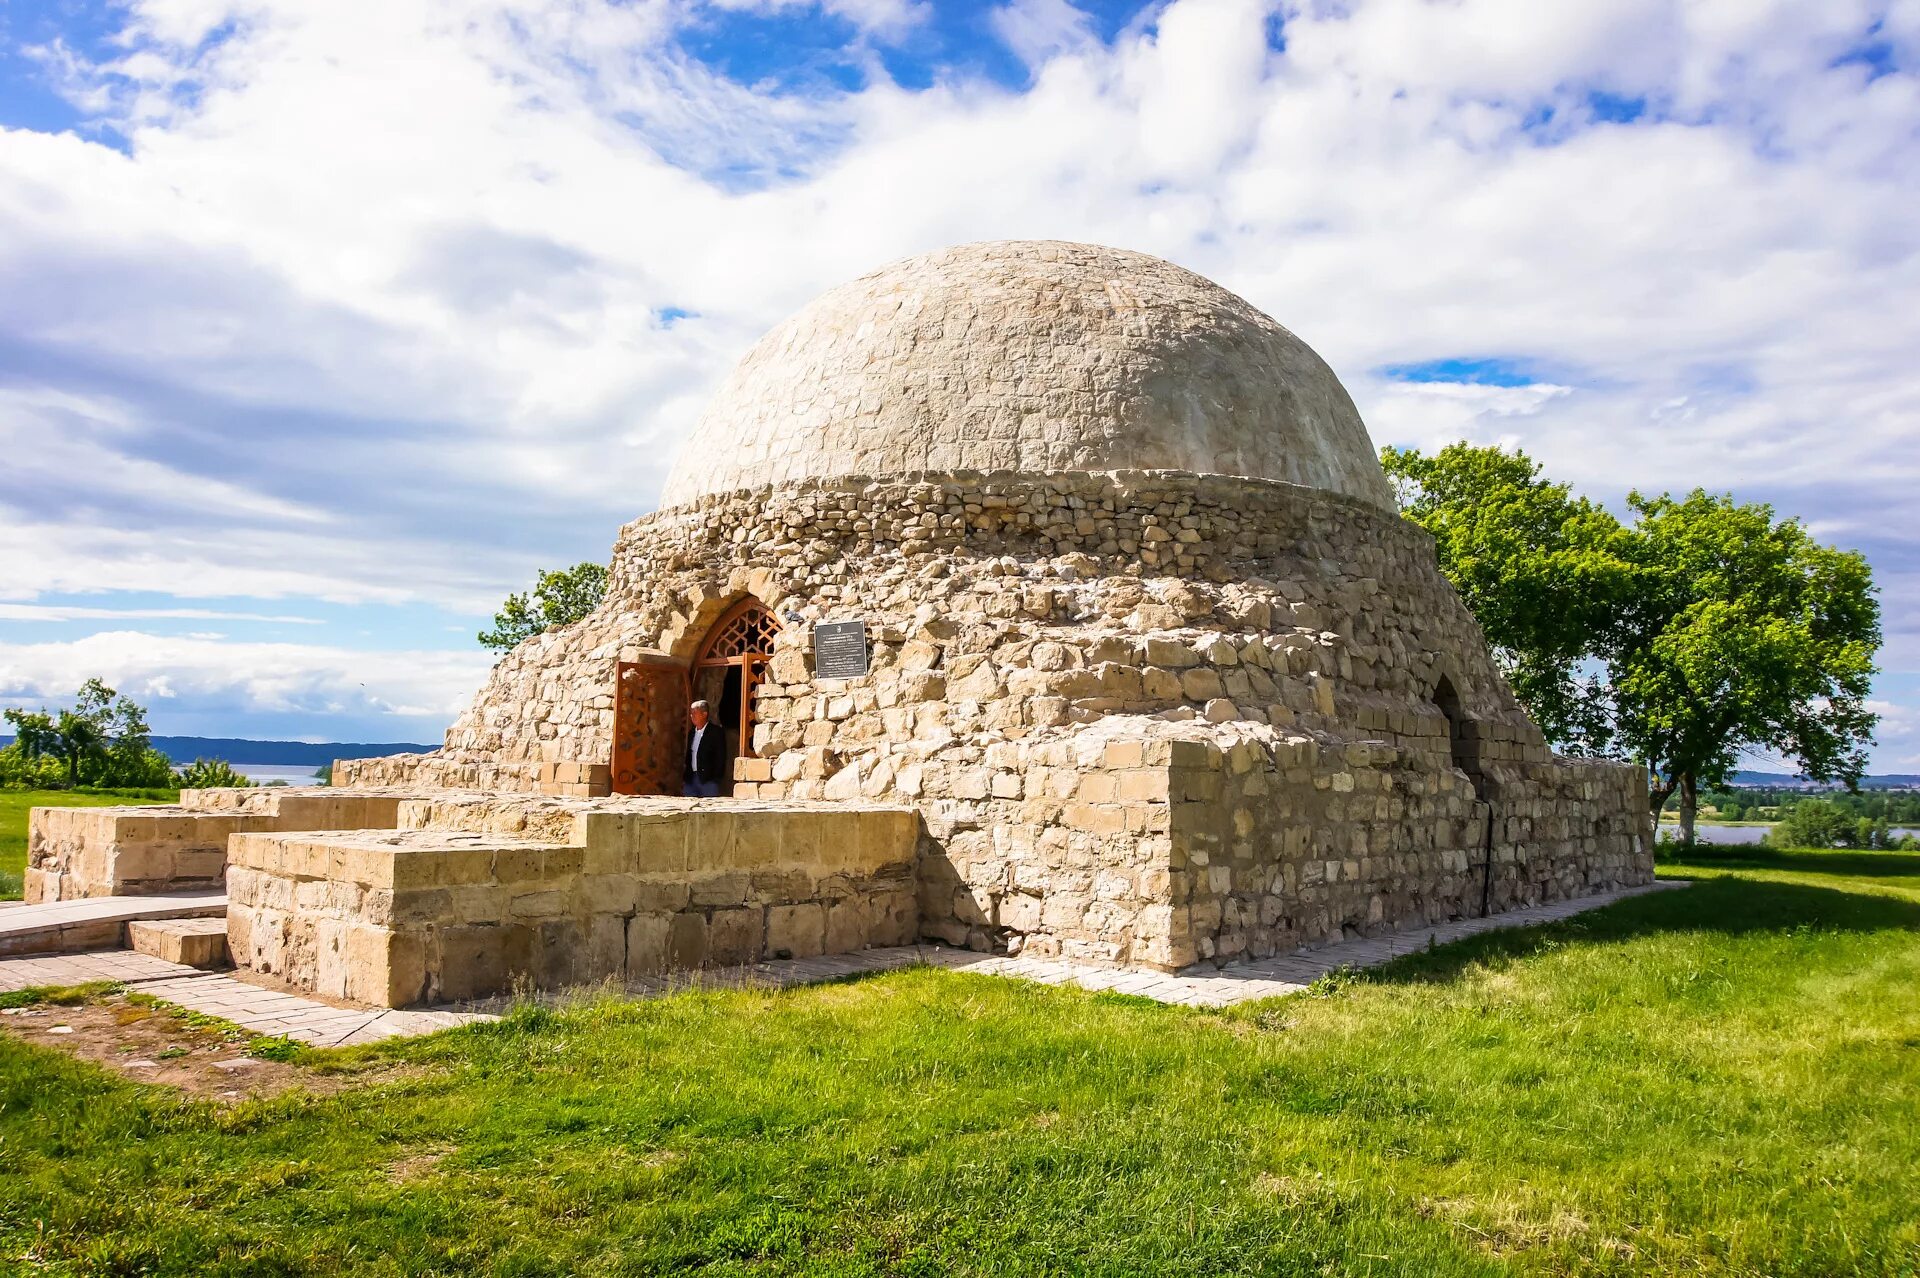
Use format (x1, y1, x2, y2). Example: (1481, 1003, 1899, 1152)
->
(0, 736, 435, 766)
(1730, 770, 1920, 789)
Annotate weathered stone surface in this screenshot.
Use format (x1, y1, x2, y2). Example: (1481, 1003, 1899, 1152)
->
(125, 917, 231, 969)
(24, 789, 414, 902)
(322, 242, 1652, 978)
(224, 800, 922, 1006)
(659, 241, 1395, 511)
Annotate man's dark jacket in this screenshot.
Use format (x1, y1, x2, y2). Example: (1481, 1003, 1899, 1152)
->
(685, 723, 728, 783)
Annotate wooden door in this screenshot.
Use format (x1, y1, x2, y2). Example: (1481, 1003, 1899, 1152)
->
(612, 660, 686, 796)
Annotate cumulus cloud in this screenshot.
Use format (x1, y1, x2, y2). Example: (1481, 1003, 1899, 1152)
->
(3, 0, 1915, 753)
(0, 632, 495, 740)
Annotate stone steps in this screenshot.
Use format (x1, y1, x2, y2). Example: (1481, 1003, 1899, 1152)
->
(128, 917, 232, 969)
(0, 891, 228, 958)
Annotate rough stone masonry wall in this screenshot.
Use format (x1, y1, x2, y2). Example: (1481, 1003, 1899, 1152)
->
(226, 795, 921, 1006)
(337, 469, 1652, 967)
(1168, 733, 1649, 965)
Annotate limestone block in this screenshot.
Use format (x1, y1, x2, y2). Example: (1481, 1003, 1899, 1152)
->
(1144, 637, 1201, 668)
(767, 902, 827, 959)
(624, 915, 668, 974)
(126, 918, 230, 969)
(708, 907, 764, 965)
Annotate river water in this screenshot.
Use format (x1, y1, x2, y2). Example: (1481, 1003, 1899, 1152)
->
(1665, 822, 1920, 846)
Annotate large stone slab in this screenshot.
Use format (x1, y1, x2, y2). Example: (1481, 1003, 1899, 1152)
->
(127, 917, 231, 969)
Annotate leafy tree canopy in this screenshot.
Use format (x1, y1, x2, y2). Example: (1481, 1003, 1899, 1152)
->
(1380, 443, 1633, 752)
(1610, 490, 1880, 838)
(1769, 798, 1914, 851)
(1, 679, 177, 789)
(1382, 444, 1881, 846)
(479, 562, 609, 653)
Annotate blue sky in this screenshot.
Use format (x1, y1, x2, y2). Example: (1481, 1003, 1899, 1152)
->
(2, 0, 1917, 769)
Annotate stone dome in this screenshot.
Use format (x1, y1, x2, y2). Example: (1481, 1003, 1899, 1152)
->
(660, 240, 1394, 511)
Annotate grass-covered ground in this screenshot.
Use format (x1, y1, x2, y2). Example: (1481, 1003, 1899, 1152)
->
(0, 789, 171, 899)
(3, 850, 1918, 1276)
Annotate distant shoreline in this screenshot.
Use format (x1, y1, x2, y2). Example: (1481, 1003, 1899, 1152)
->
(0, 735, 435, 767)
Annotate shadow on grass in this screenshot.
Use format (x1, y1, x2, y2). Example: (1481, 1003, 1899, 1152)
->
(1364, 873, 1920, 988)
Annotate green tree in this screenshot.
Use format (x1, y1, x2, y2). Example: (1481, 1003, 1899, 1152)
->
(1611, 491, 1880, 846)
(1772, 798, 1866, 850)
(0, 680, 176, 789)
(178, 758, 255, 789)
(479, 562, 609, 653)
(0, 709, 66, 789)
(1381, 444, 1633, 752)
(1380, 445, 1882, 850)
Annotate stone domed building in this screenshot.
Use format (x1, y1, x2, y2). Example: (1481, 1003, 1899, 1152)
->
(329, 239, 1651, 978)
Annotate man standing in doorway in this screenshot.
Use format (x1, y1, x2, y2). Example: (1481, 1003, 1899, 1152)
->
(684, 699, 727, 798)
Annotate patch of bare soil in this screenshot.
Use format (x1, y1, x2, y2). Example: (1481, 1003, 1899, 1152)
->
(2, 997, 368, 1102)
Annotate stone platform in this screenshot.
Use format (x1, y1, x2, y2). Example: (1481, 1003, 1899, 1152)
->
(0, 890, 227, 958)
(224, 795, 922, 1006)
(25, 787, 416, 902)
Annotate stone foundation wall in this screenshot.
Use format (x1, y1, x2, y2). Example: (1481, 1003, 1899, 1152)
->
(226, 799, 921, 1006)
(1169, 734, 1650, 966)
(25, 789, 413, 901)
(331, 469, 1652, 969)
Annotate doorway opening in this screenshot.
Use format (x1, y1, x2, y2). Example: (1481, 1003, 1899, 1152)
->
(1434, 673, 1499, 915)
(610, 596, 780, 797)
(690, 597, 780, 795)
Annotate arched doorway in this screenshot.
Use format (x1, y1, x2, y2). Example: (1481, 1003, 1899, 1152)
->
(688, 597, 780, 792)
(610, 596, 780, 797)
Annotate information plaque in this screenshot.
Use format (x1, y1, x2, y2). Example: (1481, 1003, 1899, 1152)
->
(812, 619, 870, 680)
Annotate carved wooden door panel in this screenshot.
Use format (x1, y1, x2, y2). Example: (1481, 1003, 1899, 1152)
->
(612, 660, 686, 796)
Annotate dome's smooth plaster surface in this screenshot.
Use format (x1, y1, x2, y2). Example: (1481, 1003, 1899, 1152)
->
(660, 240, 1396, 510)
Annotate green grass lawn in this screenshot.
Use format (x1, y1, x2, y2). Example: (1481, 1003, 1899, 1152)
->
(0, 789, 170, 900)
(4, 850, 1919, 1276)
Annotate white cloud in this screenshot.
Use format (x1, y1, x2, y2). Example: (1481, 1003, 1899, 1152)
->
(0, 605, 319, 624)
(708, 0, 929, 40)
(3, 0, 1916, 757)
(0, 631, 494, 735)
(1360, 380, 1575, 455)
(1862, 699, 1920, 773)
(991, 0, 1101, 68)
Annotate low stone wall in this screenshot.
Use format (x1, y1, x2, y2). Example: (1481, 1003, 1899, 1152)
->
(1168, 733, 1651, 966)
(225, 798, 922, 1006)
(25, 789, 415, 902)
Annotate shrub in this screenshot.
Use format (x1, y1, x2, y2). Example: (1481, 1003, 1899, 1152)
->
(177, 758, 255, 789)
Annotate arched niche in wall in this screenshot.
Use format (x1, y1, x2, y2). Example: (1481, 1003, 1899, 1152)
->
(1432, 673, 1490, 801)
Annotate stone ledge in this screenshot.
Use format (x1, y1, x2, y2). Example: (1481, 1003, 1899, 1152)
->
(226, 803, 925, 1007)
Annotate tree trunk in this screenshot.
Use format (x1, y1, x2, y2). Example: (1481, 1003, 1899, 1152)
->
(1678, 773, 1698, 848)
(1647, 779, 1673, 839)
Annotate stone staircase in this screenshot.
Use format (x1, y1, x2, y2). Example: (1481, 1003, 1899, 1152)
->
(127, 917, 232, 969)
(0, 891, 227, 958)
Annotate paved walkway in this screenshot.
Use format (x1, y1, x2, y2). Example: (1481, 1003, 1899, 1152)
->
(0, 881, 1686, 1046)
(0, 950, 490, 1046)
(0, 890, 227, 958)
(474, 880, 1690, 1011)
